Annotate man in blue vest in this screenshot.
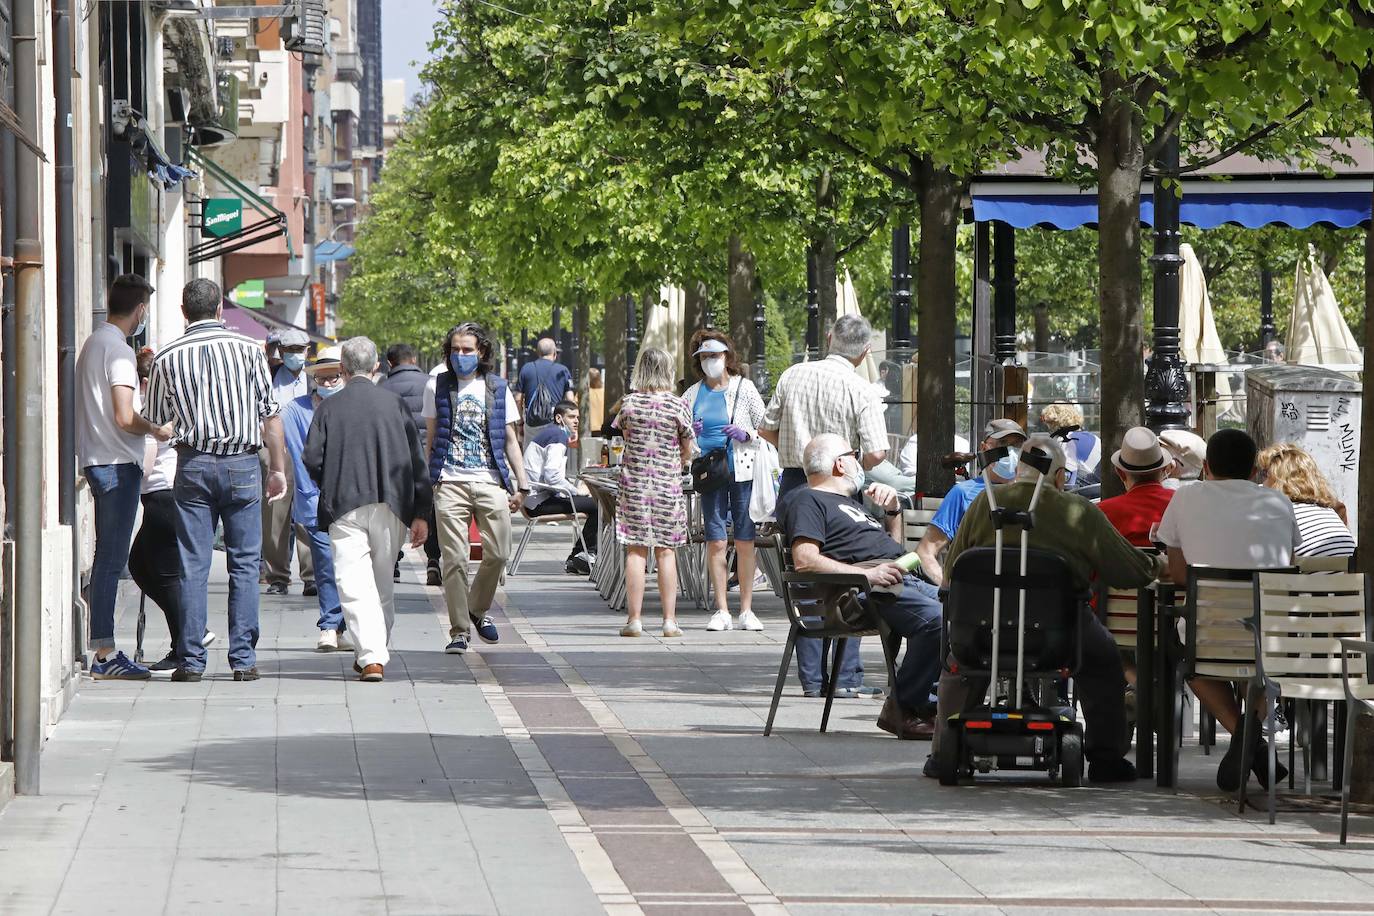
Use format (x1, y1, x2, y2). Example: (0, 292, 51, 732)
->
(423, 322, 531, 654)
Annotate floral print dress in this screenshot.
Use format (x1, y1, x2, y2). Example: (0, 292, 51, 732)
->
(613, 391, 693, 547)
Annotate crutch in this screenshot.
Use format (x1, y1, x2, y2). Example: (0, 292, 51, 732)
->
(134, 591, 147, 663)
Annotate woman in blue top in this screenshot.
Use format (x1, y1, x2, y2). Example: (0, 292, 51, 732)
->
(683, 331, 769, 632)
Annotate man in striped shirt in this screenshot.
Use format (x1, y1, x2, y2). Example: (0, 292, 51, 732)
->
(144, 279, 288, 682)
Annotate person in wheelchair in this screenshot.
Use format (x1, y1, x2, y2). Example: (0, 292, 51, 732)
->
(928, 435, 1162, 783)
(778, 434, 944, 740)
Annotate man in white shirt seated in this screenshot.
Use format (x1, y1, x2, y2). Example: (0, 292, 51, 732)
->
(1156, 427, 1300, 793)
(523, 400, 598, 575)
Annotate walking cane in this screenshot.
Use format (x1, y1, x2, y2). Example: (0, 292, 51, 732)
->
(135, 591, 147, 663)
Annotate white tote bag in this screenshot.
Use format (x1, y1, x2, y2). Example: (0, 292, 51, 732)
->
(749, 439, 780, 523)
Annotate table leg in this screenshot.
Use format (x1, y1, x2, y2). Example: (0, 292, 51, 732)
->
(1136, 589, 1154, 780)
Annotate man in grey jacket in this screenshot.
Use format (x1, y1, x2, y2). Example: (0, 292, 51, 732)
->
(304, 337, 432, 682)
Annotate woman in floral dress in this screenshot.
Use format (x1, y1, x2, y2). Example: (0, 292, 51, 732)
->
(612, 347, 695, 637)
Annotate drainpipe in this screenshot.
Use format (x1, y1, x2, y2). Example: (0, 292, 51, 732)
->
(13, 0, 46, 796)
(1, 0, 16, 540)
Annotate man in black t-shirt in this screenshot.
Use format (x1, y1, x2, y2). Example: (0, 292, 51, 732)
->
(779, 434, 944, 740)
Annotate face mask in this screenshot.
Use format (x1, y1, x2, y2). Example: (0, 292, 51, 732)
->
(282, 352, 306, 372)
(133, 308, 147, 338)
(990, 447, 1020, 480)
(701, 356, 726, 380)
(841, 457, 865, 495)
(450, 352, 479, 377)
(316, 382, 342, 399)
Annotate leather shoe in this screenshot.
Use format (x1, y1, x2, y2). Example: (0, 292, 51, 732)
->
(170, 667, 203, 683)
(1088, 756, 1139, 783)
(360, 663, 384, 683)
(232, 667, 260, 682)
(876, 696, 935, 740)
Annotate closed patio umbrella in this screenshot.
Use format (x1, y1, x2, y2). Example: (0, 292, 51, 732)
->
(1179, 243, 1238, 422)
(1289, 244, 1361, 367)
(643, 285, 686, 380)
(836, 269, 880, 383)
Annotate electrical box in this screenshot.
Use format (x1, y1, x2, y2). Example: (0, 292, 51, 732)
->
(1246, 365, 1361, 522)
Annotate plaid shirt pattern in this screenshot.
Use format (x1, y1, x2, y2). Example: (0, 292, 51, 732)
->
(760, 355, 888, 468)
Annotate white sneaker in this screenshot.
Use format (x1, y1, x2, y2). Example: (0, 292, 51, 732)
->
(705, 610, 733, 631)
(620, 619, 643, 637)
(737, 610, 765, 632)
(336, 631, 353, 650)
(316, 630, 338, 652)
(662, 621, 683, 638)
(202, 630, 217, 648)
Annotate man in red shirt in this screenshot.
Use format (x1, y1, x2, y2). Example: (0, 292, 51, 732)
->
(1098, 427, 1174, 546)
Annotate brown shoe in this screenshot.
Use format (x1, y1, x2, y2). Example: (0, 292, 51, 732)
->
(877, 696, 935, 740)
(360, 664, 384, 683)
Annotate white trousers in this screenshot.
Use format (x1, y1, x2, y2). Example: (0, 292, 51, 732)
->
(329, 503, 405, 668)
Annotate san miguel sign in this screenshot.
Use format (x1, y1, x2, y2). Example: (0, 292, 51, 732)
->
(201, 198, 243, 239)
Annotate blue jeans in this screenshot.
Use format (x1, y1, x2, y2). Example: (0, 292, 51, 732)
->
(84, 463, 144, 651)
(700, 479, 755, 542)
(173, 450, 262, 672)
(304, 522, 343, 632)
(869, 576, 944, 714)
(779, 468, 864, 691)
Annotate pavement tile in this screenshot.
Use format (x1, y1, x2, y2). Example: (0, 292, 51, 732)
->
(596, 831, 737, 895)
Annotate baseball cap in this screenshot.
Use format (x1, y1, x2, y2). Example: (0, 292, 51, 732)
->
(983, 418, 1026, 441)
(1158, 429, 1206, 479)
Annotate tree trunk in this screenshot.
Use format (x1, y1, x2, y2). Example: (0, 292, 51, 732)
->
(1096, 73, 1146, 500)
(603, 295, 626, 415)
(914, 159, 960, 496)
(728, 234, 756, 366)
(815, 171, 839, 337)
(682, 278, 707, 366)
(1033, 303, 1051, 354)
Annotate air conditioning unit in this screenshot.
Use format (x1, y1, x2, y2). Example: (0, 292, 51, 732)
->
(283, 0, 327, 56)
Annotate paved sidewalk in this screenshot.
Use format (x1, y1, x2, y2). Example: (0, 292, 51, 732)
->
(3, 525, 1374, 915)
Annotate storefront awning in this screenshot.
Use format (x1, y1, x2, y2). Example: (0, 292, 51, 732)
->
(186, 147, 293, 264)
(313, 240, 356, 263)
(971, 179, 1371, 230)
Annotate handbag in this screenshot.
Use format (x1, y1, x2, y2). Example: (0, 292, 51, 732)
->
(689, 382, 738, 494)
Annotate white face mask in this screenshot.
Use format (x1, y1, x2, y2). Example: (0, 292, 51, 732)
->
(701, 356, 726, 380)
(840, 456, 865, 495)
(133, 306, 147, 338)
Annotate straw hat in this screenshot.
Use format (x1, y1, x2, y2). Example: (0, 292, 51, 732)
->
(1158, 429, 1207, 479)
(1111, 426, 1169, 474)
(305, 345, 342, 374)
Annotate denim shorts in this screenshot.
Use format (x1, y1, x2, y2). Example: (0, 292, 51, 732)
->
(700, 479, 755, 542)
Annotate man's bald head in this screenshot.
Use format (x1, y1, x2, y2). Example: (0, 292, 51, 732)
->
(537, 337, 558, 358)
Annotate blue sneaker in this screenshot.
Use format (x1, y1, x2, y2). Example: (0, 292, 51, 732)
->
(91, 651, 151, 680)
(474, 616, 499, 644)
(445, 635, 469, 654)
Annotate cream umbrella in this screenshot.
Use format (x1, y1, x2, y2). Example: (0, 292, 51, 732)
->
(643, 285, 687, 380)
(1289, 244, 1361, 367)
(836, 268, 881, 383)
(1178, 242, 1238, 422)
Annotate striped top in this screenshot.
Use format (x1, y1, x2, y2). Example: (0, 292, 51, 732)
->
(144, 320, 280, 456)
(1292, 502, 1356, 558)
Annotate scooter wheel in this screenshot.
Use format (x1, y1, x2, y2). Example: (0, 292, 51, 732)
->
(936, 732, 962, 786)
(1059, 731, 1083, 788)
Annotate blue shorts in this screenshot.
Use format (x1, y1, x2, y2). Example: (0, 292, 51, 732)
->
(700, 479, 756, 542)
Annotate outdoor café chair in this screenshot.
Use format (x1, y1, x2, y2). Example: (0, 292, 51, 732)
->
(1241, 571, 1372, 825)
(900, 495, 943, 554)
(507, 482, 590, 576)
(1096, 577, 1157, 773)
(1338, 636, 1374, 843)
(762, 540, 899, 737)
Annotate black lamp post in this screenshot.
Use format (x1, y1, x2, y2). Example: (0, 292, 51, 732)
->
(805, 248, 820, 361)
(752, 297, 768, 392)
(1145, 129, 1190, 432)
(1259, 267, 1276, 348)
(624, 294, 639, 390)
(891, 224, 913, 356)
(992, 221, 1017, 364)
(505, 334, 517, 379)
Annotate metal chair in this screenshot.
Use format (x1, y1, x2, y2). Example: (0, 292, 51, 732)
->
(507, 482, 589, 576)
(762, 540, 899, 736)
(1241, 571, 1372, 825)
(1338, 636, 1374, 843)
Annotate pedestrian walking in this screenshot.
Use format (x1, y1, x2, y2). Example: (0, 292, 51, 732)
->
(381, 342, 441, 581)
(76, 274, 173, 679)
(613, 347, 695, 638)
(144, 279, 288, 682)
(282, 346, 348, 651)
(304, 337, 431, 682)
(682, 331, 768, 632)
(261, 327, 315, 596)
(423, 322, 531, 654)
(758, 313, 889, 698)
(130, 348, 215, 671)
(515, 336, 573, 445)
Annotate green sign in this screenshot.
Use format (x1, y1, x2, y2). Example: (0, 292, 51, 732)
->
(231, 280, 266, 310)
(202, 198, 243, 238)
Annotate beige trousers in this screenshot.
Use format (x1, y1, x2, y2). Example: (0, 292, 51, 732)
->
(329, 503, 405, 668)
(434, 480, 511, 637)
(259, 448, 314, 586)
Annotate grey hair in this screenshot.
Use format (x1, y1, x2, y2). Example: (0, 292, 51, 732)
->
(1014, 433, 1068, 483)
(629, 346, 675, 393)
(828, 314, 873, 360)
(537, 337, 557, 357)
(340, 336, 379, 377)
(802, 433, 852, 476)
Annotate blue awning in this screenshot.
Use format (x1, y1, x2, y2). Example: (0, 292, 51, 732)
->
(314, 240, 356, 263)
(971, 180, 1371, 230)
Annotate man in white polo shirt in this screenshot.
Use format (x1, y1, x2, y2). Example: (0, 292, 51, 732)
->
(76, 274, 173, 679)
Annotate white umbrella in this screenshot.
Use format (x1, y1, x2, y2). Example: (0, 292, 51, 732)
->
(643, 285, 686, 380)
(836, 268, 881, 383)
(1179, 243, 1239, 423)
(1289, 244, 1361, 367)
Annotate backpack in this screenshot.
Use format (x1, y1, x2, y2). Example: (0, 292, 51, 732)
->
(524, 366, 563, 427)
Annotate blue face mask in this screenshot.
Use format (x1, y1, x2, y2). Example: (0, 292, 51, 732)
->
(990, 447, 1020, 480)
(450, 352, 479, 377)
(316, 382, 342, 399)
(282, 352, 306, 372)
